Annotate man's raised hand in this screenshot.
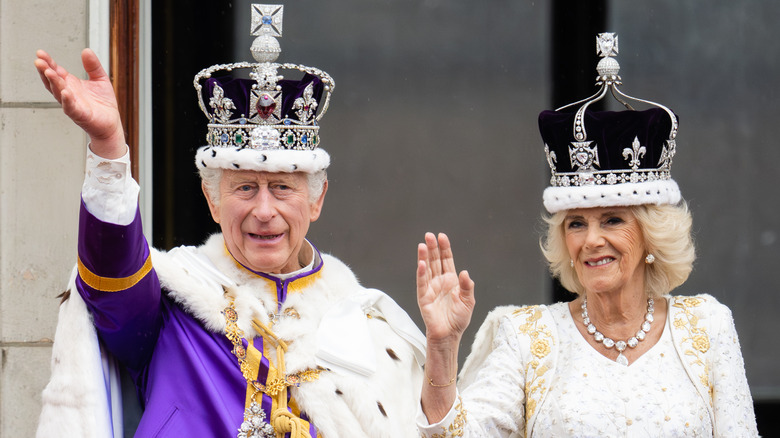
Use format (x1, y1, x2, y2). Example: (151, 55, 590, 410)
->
(34, 48, 126, 158)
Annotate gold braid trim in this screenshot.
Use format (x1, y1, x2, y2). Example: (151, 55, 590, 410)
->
(77, 254, 153, 292)
(259, 369, 322, 396)
(251, 318, 313, 438)
(671, 296, 713, 403)
(513, 306, 553, 426)
(431, 396, 466, 438)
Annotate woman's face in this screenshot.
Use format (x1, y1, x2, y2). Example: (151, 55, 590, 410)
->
(564, 206, 646, 296)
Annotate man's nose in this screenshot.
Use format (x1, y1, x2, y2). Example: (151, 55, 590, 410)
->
(252, 188, 276, 221)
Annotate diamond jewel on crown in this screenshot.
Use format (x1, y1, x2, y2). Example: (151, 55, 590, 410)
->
(251, 126, 281, 149)
(568, 141, 600, 172)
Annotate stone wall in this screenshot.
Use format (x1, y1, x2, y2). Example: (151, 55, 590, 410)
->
(0, 0, 88, 435)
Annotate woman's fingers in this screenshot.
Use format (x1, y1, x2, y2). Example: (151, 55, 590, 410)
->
(420, 232, 464, 285)
(436, 233, 458, 275)
(459, 270, 473, 291)
(459, 270, 475, 303)
(424, 232, 442, 278)
(416, 244, 430, 300)
(417, 232, 476, 342)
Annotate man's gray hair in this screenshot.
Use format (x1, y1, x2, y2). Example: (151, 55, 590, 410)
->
(199, 167, 327, 206)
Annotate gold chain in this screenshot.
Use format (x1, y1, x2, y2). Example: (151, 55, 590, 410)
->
(222, 297, 322, 392)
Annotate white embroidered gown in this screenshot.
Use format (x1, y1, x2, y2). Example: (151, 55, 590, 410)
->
(532, 303, 712, 437)
(418, 296, 758, 438)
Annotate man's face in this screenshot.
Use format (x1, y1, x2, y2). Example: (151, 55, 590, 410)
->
(204, 170, 326, 274)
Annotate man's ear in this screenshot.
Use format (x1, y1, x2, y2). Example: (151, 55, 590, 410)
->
(309, 180, 328, 222)
(202, 181, 220, 224)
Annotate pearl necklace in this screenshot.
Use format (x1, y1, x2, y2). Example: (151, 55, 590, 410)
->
(580, 296, 654, 366)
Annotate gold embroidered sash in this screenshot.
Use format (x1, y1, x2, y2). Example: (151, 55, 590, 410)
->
(223, 296, 321, 438)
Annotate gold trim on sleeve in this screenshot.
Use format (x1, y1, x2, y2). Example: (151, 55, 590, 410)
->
(77, 254, 153, 292)
(431, 396, 466, 438)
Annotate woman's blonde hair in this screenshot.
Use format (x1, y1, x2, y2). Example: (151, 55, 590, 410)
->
(540, 202, 696, 297)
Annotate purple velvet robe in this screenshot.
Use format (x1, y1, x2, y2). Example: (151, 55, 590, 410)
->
(75, 201, 317, 436)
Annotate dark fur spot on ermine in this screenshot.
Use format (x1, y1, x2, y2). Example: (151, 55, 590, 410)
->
(335, 389, 343, 395)
(377, 401, 387, 417)
(386, 348, 400, 361)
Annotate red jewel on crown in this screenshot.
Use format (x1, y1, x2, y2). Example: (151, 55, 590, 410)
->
(256, 93, 276, 119)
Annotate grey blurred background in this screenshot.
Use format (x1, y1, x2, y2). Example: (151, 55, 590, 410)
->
(150, 0, 779, 432)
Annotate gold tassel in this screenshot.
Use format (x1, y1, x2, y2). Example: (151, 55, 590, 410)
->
(252, 318, 312, 438)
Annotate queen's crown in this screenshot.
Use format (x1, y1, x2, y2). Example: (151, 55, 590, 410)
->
(543, 32, 679, 189)
(539, 33, 682, 213)
(193, 4, 334, 152)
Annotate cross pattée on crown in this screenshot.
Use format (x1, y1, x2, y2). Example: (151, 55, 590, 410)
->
(596, 32, 618, 58)
(251, 4, 283, 37)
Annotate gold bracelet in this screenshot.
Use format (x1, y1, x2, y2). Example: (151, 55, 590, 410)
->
(426, 373, 456, 388)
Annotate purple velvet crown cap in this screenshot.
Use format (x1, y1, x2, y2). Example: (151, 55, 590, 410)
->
(539, 108, 675, 174)
(539, 108, 682, 213)
(203, 73, 324, 123)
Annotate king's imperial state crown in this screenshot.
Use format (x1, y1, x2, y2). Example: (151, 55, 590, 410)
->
(193, 4, 334, 174)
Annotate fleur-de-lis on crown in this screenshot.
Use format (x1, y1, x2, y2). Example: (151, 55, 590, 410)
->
(293, 83, 318, 123)
(657, 139, 676, 170)
(622, 137, 646, 170)
(544, 144, 557, 173)
(209, 84, 236, 124)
